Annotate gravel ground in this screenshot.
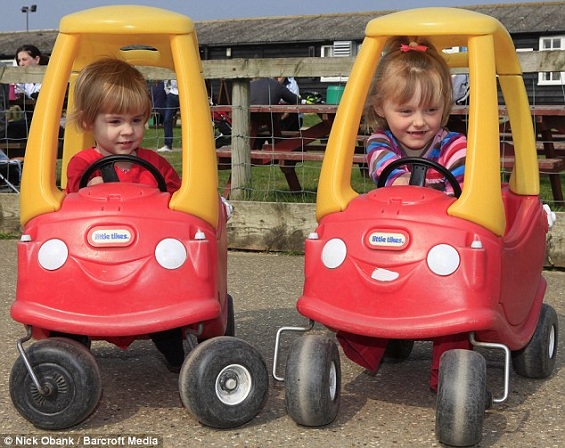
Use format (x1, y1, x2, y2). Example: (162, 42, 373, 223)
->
(0, 240, 563, 448)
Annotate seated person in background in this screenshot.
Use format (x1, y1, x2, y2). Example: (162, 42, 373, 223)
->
(65, 57, 184, 371)
(5, 45, 50, 142)
(338, 37, 468, 393)
(249, 77, 300, 149)
(0, 84, 23, 186)
(452, 73, 470, 106)
(364, 37, 466, 196)
(277, 76, 302, 131)
(0, 148, 22, 189)
(0, 81, 28, 148)
(14, 44, 48, 101)
(447, 73, 471, 134)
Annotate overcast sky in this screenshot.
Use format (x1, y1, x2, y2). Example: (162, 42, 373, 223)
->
(2, 0, 551, 32)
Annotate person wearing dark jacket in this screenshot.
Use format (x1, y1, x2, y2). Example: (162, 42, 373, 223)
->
(249, 77, 300, 149)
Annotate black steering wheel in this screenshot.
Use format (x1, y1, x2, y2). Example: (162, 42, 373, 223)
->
(376, 157, 462, 198)
(78, 154, 168, 192)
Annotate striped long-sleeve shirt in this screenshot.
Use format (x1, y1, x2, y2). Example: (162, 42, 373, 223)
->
(366, 128, 466, 194)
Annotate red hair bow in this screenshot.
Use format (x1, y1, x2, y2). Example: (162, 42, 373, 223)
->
(400, 43, 428, 52)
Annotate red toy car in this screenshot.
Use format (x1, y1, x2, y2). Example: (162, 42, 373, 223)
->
(273, 8, 558, 447)
(10, 6, 268, 430)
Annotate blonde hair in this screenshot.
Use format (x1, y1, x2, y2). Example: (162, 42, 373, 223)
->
(363, 37, 453, 131)
(68, 58, 152, 131)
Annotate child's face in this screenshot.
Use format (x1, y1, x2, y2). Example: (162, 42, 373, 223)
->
(376, 87, 444, 152)
(89, 112, 146, 156)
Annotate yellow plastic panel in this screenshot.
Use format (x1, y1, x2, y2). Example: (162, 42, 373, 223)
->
(58, 7, 195, 73)
(499, 75, 539, 195)
(168, 34, 219, 227)
(366, 8, 496, 38)
(448, 35, 506, 236)
(315, 38, 382, 220)
(59, 6, 194, 34)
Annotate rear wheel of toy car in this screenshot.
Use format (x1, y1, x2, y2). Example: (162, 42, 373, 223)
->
(224, 294, 235, 337)
(179, 336, 268, 428)
(9, 337, 102, 430)
(435, 349, 486, 447)
(49, 332, 92, 349)
(512, 303, 558, 378)
(285, 334, 341, 427)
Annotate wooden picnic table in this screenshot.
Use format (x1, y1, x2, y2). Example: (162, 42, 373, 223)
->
(214, 104, 348, 194)
(451, 105, 565, 203)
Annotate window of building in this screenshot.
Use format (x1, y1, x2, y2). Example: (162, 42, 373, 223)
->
(320, 41, 355, 83)
(538, 36, 565, 86)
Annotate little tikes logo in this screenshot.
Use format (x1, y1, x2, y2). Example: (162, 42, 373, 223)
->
(88, 226, 134, 247)
(366, 229, 408, 250)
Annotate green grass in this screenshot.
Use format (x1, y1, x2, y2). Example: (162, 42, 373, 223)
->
(156, 145, 562, 208)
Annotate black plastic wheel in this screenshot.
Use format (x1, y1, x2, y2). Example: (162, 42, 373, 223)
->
(179, 336, 268, 428)
(285, 334, 341, 427)
(49, 332, 92, 350)
(512, 303, 558, 378)
(383, 339, 414, 362)
(224, 294, 235, 337)
(9, 338, 102, 430)
(435, 349, 486, 447)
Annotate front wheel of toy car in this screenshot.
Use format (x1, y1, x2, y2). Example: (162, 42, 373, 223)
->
(435, 349, 486, 447)
(285, 334, 341, 427)
(512, 303, 558, 378)
(179, 336, 268, 428)
(9, 337, 102, 430)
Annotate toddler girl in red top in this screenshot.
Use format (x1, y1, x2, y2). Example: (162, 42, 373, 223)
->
(65, 58, 181, 194)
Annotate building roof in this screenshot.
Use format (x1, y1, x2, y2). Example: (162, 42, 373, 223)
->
(196, 2, 565, 46)
(0, 2, 563, 58)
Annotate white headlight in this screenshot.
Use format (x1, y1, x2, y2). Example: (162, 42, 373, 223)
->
(155, 238, 187, 270)
(38, 239, 68, 271)
(427, 244, 460, 276)
(322, 238, 347, 269)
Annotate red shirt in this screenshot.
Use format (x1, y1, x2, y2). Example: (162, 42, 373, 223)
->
(65, 147, 181, 193)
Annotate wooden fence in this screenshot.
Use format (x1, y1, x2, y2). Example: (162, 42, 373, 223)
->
(0, 50, 565, 194)
(1, 51, 565, 255)
(1, 50, 564, 199)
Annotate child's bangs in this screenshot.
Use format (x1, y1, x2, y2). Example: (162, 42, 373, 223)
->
(385, 67, 444, 108)
(380, 74, 411, 106)
(101, 83, 150, 117)
(407, 70, 444, 108)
